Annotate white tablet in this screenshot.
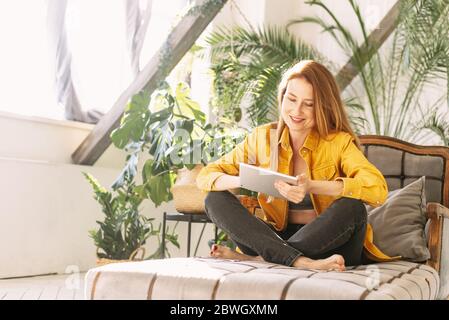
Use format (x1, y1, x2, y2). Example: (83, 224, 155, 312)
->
(239, 163, 298, 199)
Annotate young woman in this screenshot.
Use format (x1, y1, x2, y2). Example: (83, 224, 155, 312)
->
(196, 60, 394, 271)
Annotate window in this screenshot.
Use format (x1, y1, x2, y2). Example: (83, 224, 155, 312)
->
(0, 0, 191, 121)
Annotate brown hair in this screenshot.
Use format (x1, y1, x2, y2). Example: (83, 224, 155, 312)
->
(277, 60, 360, 147)
(270, 60, 360, 172)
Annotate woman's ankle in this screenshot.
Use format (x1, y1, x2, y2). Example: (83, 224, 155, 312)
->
(292, 255, 312, 268)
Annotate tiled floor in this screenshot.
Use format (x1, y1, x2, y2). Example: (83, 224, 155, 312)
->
(0, 273, 85, 300)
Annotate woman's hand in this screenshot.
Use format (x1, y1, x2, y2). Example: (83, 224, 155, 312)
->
(274, 173, 310, 203)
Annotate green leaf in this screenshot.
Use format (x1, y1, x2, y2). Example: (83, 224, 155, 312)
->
(111, 152, 139, 190)
(175, 82, 206, 125)
(165, 234, 180, 249)
(83, 172, 107, 195)
(148, 107, 172, 125)
(111, 90, 151, 149)
(146, 173, 173, 207)
(174, 119, 194, 133)
(133, 184, 147, 199)
(142, 158, 154, 184)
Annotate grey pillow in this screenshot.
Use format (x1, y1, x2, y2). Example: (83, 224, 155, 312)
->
(366, 176, 430, 262)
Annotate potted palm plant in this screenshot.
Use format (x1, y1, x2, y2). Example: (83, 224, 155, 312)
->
(287, 0, 449, 143)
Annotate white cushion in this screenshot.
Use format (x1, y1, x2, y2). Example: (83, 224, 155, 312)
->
(84, 257, 439, 300)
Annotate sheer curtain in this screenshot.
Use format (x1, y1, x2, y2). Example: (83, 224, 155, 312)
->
(47, 0, 105, 123)
(125, 0, 153, 77)
(0, 0, 191, 122)
(47, 0, 155, 123)
(51, 0, 133, 123)
(49, 0, 188, 123)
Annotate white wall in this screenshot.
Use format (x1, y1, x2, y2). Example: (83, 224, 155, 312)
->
(288, 0, 395, 68)
(0, 157, 116, 278)
(0, 112, 215, 278)
(0, 111, 93, 164)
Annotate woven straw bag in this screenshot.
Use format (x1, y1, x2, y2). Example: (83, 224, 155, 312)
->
(171, 165, 242, 214)
(170, 165, 262, 256)
(170, 165, 207, 214)
(95, 247, 145, 267)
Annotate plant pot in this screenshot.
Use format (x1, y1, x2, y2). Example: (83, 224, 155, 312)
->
(95, 247, 146, 267)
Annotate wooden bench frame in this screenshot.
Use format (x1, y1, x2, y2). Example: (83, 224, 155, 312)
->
(359, 135, 449, 273)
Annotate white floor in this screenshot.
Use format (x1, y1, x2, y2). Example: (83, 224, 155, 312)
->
(0, 272, 85, 300)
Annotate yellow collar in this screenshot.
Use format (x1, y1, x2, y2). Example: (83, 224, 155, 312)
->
(278, 125, 320, 151)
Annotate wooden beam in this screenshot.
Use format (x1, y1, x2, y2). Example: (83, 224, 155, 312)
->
(72, 0, 228, 165)
(336, 0, 401, 90)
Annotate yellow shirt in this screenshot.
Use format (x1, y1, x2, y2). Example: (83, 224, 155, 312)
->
(196, 122, 399, 262)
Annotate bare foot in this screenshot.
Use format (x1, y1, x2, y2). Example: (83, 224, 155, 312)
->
(292, 254, 346, 272)
(210, 244, 264, 262)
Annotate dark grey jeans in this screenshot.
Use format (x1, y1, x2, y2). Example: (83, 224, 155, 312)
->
(204, 191, 368, 267)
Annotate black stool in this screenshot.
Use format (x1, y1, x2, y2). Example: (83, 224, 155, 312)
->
(161, 212, 218, 258)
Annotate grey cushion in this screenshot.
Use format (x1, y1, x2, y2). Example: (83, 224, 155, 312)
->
(366, 176, 430, 262)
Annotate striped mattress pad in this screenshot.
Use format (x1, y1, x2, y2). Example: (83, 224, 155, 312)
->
(84, 257, 439, 300)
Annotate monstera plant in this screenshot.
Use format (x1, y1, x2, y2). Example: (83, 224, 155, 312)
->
(84, 82, 224, 260)
(110, 81, 247, 206)
(106, 81, 248, 257)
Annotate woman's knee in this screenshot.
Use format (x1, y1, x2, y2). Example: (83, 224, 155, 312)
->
(204, 190, 236, 217)
(205, 190, 233, 208)
(332, 197, 367, 224)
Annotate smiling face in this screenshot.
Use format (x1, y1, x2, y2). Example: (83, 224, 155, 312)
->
(281, 77, 316, 134)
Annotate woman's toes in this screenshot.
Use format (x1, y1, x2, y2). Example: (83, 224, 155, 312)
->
(329, 254, 344, 264)
(210, 244, 219, 257)
(334, 254, 345, 266)
(330, 254, 345, 271)
(211, 250, 221, 258)
(333, 263, 345, 271)
(210, 244, 229, 258)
